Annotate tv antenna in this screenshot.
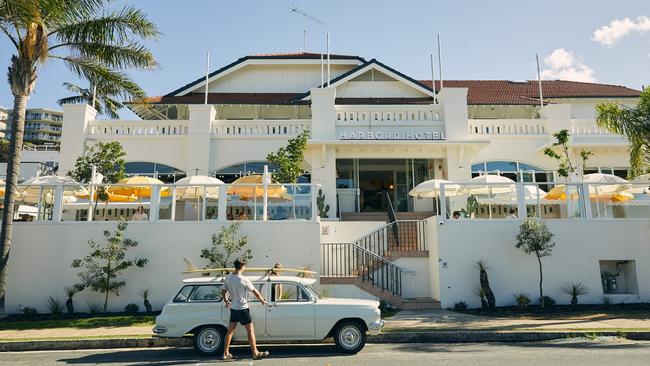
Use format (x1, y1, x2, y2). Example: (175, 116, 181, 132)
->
(289, 6, 324, 52)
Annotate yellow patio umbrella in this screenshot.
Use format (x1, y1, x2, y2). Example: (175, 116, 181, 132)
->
(76, 191, 138, 202)
(227, 175, 291, 201)
(0, 179, 5, 197)
(108, 176, 171, 199)
(546, 174, 631, 201)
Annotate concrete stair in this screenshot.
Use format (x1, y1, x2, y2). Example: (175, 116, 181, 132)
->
(320, 277, 440, 309)
(340, 212, 435, 222)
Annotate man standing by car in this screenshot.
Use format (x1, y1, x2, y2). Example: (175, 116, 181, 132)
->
(221, 259, 269, 360)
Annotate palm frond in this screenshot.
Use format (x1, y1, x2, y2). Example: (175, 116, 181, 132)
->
(50, 5, 159, 44)
(51, 41, 157, 70)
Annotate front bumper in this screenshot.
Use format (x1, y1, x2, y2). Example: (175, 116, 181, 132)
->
(368, 320, 385, 336)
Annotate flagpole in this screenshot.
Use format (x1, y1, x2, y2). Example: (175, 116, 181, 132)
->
(536, 54, 544, 107)
(204, 51, 210, 105)
(430, 53, 437, 104)
(437, 34, 444, 90)
(326, 32, 331, 87)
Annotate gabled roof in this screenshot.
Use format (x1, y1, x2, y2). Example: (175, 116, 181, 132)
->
(295, 58, 435, 101)
(144, 93, 307, 105)
(419, 80, 641, 105)
(166, 52, 366, 97)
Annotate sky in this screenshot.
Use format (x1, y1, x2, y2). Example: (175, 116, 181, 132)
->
(1, 0, 648, 119)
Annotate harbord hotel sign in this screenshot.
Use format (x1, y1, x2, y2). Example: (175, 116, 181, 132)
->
(337, 126, 446, 141)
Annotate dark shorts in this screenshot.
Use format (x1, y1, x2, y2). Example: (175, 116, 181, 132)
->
(229, 308, 252, 325)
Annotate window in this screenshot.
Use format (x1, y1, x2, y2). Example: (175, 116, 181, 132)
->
(272, 283, 311, 302)
(189, 285, 223, 302)
(174, 285, 194, 302)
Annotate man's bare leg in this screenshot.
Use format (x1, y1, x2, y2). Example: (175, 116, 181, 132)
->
(244, 322, 260, 356)
(223, 322, 237, 358)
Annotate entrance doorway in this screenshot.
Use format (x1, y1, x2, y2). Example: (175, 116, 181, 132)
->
(336, 159, 434, 212)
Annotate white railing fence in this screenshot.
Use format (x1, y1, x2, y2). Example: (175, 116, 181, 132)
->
(211, 120, 311, 137)
(87, 120, 189, 136)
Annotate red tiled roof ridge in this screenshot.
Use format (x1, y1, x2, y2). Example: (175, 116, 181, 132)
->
(250, 52, 362, 58)
(418, 79, 639, 89)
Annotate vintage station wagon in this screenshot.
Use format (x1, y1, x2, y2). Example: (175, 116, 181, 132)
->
(153, 275, 384, 355)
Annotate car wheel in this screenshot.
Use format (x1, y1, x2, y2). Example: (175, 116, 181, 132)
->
(333, 321, 366, 354)
(193, 325, 226, 356)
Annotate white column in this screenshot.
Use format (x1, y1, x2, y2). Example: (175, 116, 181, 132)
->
(516, 181, 526, 219)
(309, 87, 336, 140)
(540, 104, 572, 141)
(150, 185, 160, 221)
(438, 88, 469, 141)
(187, 105, 215, 175)
(218, 184, 227, 221)
(59, 104, 96, 175)
(52, 184, 64, 222)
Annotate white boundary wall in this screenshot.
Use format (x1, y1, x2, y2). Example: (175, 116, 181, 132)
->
(428, 218, 650, 309)
(6, 221, 319, 314)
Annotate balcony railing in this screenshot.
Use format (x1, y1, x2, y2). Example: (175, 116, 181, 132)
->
(335, 106, 443, 123)
(87, 120, 189, 136)
(469, 119, 548, 136)
(10, 182, 319, 223)
(571, 119, 621, 136)
(211, 120, 311, 138)
(437, 181, 650, 221)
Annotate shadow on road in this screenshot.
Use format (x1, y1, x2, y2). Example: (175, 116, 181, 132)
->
(58, 344, 353, 365)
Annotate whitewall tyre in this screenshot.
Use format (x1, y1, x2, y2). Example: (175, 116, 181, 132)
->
(334, 321, 367, 354)
(193, 326, 226, 356)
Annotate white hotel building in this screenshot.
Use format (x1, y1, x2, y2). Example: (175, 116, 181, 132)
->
(7, 52, 650, 313)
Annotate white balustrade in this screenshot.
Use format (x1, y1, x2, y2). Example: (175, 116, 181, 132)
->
(87, 120, 189, 136)
(468, 119, 548, 136)
(211, 120, 311, 137)
(571, 119, 618, 136)
(335, 107, 443, 123)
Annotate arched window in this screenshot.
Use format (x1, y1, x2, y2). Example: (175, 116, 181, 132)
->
(471, 161, 552, 183)
(125, 162, 186, 183)
(212, 161, 310, 183)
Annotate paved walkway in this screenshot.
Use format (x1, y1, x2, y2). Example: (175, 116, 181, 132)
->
(385, 310, 650, 331)
(3, 310, 650, 341)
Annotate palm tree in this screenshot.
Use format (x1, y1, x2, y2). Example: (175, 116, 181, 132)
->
(58, 81, 124, 119)
(596, 88, 650, 177)
(0, 0, 159, 316)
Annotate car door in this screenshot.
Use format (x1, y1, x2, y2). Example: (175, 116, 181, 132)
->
(183, 284, 223, 327)
(233, 282, 268, 340)
(265, 282, 315, 339)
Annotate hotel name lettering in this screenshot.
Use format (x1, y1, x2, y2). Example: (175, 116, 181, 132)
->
(339, 130, 445, 141)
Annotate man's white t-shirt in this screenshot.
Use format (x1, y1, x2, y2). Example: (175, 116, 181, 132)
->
(223, 273, 255, 310)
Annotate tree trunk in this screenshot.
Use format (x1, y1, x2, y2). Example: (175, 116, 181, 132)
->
(0, 94, 29, 317)
(0, 55, 37, 317)
(479, 267, 496, 309)
(536, 253, 544, 308)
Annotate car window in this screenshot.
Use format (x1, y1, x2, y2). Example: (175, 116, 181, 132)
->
(273, 283, 311, 302)
(189, 285, 223, 302)
(174, 285, 194, 302)
(246, 283, 267, 303)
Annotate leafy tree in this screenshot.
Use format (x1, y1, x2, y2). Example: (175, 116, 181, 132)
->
(0, 139, 9, 163)
(71, 220, 148, 312)
(515, 218, 555, 308)
(596, 88, 650, 177)
(0, 0, 158, 317)
(266, 130, 309, 183)
(58, 81, 124, 119)
(543, 129, 593, 179)
(67, 141, 127, 184)
(200, 222, 252, 272)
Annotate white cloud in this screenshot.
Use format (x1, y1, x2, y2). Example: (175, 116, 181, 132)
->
(540, 48, 596, 82)
(592, 16, 650, 46)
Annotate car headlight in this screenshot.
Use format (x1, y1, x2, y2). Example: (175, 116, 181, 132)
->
(153, 326, 168, 334)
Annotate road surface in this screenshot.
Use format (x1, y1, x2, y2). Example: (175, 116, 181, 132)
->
(2, 338, 650, 365)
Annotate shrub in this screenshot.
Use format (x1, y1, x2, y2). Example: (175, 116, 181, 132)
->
(87, 302, 102, 314)
(45, 296, 64, 314)
(602, 296, 611, 306)
(477, 260, 496, 309)
(124, 303, 140, 314)
(64, 284, 84, 314)
(22, 307, 38, 316)
(561, 282, 589, 306)
(514, 294, 531, 310)
(541, 295, 556, 307)
(453, 301, 468, 311)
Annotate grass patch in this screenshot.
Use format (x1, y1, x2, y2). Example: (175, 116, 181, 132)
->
(0, 313, 156, 331)
(452, 303, 650, 320)
(1, 334, 155, 342)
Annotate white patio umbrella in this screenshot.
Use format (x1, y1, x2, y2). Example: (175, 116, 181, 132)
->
(174, 175, 224, 220)
(458, 175, 517, 195)
(18, 175, 88, 204)
(409, 179, 461, 215)
(629, 173, 650, 194)
(583, 173, 631, 194)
